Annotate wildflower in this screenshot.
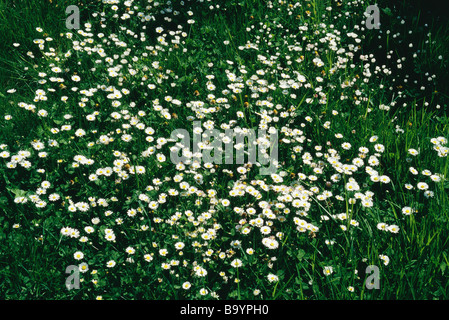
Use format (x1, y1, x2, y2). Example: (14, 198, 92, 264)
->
(84, 226, 94, 234)
(267, 273, 279, 283)
(106, 260, 116, 268)
(262, 237, 279, 249)
(430, 175, 441, 182)
(402, 207, 413, 215)
(144, 254, 153, 262)
(48, 193, 60, 201)
(161, 263, 171, 270)
(417, 182, 429, 190)
(323, 266, 333, 276)
(377, 223, 388, 231)
(345, 181, 360, 191)
(126, 247, 136, 255)
(424, 191, 434, 198)
(230, 240, 241, 248)
(175, 242, 185, 250)
(79, 262, 89, 273)
(73, 251, 84, 260)
(195, 267, 208, 277)
(379, 175, 391, 184)
(260, 226, 271, 235)
(230, 259, 243, 268)
(374, 144, 385, 153)
(379, 254, 390, 266)
(342, 142, 351, 150)
(387, 225, 400, 233)
(182, 282, 191, 290)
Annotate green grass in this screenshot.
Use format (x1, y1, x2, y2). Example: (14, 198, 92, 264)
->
(0, 0, 448, 300)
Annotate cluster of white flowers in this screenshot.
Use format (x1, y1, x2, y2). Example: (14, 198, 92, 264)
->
(2, 0, 447, 299)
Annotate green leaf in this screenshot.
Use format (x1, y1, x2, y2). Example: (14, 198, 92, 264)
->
(0, 196, 8, 205)
(7, 188, 27, 198)
(440, 262, 446, 275)
(297, 249, 306, 261)
(381, 7, 393, 17)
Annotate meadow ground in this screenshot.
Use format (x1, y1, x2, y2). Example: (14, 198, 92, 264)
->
(0, 0, 448, 300)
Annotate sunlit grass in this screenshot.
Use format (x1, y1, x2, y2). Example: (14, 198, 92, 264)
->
(0, 0, 448, 300)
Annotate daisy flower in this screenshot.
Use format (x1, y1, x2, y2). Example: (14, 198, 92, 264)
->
(106, 260, 116, 268)
(230, 259, 243, 268)
(323, 266, 333, 276)
(73, 251, 84, 260)
(267, 273, 279, 283)
(182, 282, 191, 290)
